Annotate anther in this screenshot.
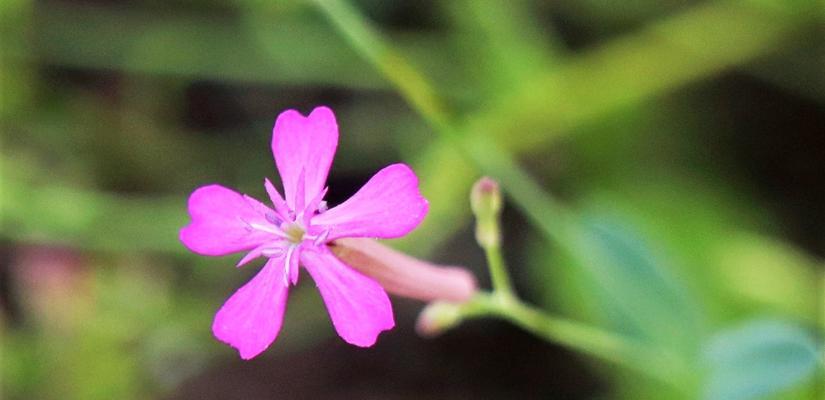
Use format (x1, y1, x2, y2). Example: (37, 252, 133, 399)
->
(265, 211, 281, 225)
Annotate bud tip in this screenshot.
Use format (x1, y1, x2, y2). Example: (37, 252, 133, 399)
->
(415, 302, 463, 338)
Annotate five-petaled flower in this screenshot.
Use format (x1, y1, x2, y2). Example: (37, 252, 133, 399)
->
(180, 106, 428, 359)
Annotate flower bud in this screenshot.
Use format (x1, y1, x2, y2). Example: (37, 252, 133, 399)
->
(470, 177, 502, 248)
(330, 238, 477, 303)
(415, 301, 463, 338)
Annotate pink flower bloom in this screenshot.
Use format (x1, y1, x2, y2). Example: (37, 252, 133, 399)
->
(180, 106, 428, 359)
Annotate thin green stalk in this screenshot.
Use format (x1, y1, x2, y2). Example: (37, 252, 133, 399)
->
(484, 246, 514, 298)
(461, 293, 686, 386)
(309, 0, 452, 130)
(466, 189, 685, 385)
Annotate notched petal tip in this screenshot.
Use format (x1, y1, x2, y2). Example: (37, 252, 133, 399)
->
(212, 260, 289, 360)
(312, 163, 430, 240)
(271, 106, 339, 211)
(308, 105, 335, 121)
(273, 108, 304, 125)
(343, 319, 395, 348)
(301, 249, 395, 347)
(180, 184, 271, 256)
(179, 223, 212, 256)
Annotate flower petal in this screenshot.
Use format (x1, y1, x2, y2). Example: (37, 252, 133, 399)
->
(272, 107, 338, 210)
(313, 163, 428, 240)
(301, 248, 394, 347)
(180, 185, 273, 256)
(212, 258, 289, 359)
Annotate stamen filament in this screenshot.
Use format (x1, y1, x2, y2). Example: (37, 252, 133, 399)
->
(313, 228, 331, 246)
(245, 221, 291, 240)
(283, 245, 297, 286)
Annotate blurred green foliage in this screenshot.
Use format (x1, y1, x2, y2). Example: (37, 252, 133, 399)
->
(1, 0, 823, 399)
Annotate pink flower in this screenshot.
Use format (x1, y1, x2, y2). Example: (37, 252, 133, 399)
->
(180, 106, 428, 359)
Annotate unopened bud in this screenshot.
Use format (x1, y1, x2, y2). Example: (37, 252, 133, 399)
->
(415, 301, 463, 338)
(471, 177, 502, 216)
(470, 177, 502, 248)
(331, 238, 477, 302)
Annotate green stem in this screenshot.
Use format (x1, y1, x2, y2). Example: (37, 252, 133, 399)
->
(309, 0, 452, 130)
(462, 293, 685, 386)
(484, 246, 514, 298)
(468, 198, 683, 385)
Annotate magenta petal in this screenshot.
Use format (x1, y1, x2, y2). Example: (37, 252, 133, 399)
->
(313, 163, 429, 240)
(212, 259, 289, 359)
(272, 107, 338, 210)
(180, 185, 272, 256)
(301, 248, 394, 347)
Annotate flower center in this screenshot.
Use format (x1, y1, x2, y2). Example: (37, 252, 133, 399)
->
(284, 223, 306, 244)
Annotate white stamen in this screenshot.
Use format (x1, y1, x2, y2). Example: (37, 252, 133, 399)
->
(283, 245, 297, 287)
(313, 228, 331, 246)
(261, 248, 285, 258)
(246, 221, 290, 240)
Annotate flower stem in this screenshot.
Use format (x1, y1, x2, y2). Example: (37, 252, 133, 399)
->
(460, 293, 685, 387)
(484, 246, 513, 299)
(469, 207, 686, 386)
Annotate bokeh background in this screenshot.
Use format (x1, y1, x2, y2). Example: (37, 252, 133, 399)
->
(1, 0, 824, 399)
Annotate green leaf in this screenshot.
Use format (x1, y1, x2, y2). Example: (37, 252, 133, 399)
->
(703, 319, 821, 400)
(571, 208, 705, 358)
